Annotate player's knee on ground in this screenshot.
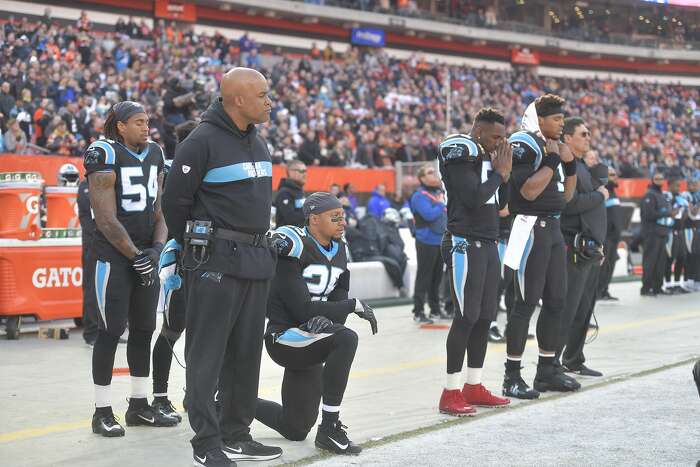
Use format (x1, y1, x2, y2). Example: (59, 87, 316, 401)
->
(160, 323, 182, 342)
(281, 423, 313, 442)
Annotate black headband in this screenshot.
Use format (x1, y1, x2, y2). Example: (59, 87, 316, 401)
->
(112, 101, 146, 123)
(539, 105, 565, 117)
(303, 192, 342, 218)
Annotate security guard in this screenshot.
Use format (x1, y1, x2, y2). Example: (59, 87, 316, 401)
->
(598, 166, 624, 301)
(503, 94, 579, 399)
(558, 118, 606, 377)
(162, 68, 282, 467)
(640, 172, 674, 296)
(437, 108, 512, 416)
(274, 159, 307, 227)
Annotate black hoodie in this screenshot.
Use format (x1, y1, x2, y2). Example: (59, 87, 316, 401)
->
(163, 99, 276, 278)
(274, 178, 305, 227)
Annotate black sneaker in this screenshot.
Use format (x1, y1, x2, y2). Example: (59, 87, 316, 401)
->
(315, 421, 362, 455)
(152, 397, 182, 423)
(488, 325, 504, 343)
(502, 374, 540, 400)
(92, 409, 125, 437)
(413, 313, 434, 324)
(125, 401, 178, 427)
(222, 440, 282, 462)
(534, 366, 581, 392)
(193, 448, 233, 467)
(564, 363, 603, 377)
(641, 289, 657, 297)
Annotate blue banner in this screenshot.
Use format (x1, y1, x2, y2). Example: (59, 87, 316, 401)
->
(351, 28, 385, 47)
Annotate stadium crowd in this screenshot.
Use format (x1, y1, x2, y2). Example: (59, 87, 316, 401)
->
(1, 14, 700, 179)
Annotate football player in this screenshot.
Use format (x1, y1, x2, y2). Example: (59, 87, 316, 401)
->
(85, 101, 176, 437)
(255, 192, 378, 455)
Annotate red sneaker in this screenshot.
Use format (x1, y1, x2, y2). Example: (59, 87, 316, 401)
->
(439, 389, 477, 417)
(462, 383, 511, 407)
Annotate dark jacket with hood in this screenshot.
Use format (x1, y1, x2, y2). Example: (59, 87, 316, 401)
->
(274, 178, 305, 227)
(561, 158, 607, 245)
(163, 99, 276, 279)
(640, 182, 673, 237)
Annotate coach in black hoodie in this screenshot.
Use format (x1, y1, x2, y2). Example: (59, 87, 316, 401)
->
(163, 68, 282, 466)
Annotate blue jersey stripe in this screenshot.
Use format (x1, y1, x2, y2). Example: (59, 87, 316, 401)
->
(439, 137, 478, 158)
(89, 140, 116, 165)
(275, 225, 304, 258)
(203, 161, 273, 183)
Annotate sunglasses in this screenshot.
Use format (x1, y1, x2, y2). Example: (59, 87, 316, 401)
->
(578, 131, 591, 137)
(293, 168, 307, 174)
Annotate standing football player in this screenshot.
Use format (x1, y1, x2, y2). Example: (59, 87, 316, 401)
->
(256, 192, 378, 455)
(85, 101, 176, 437)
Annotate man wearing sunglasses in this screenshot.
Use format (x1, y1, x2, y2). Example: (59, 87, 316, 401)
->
(274, 159, 307, 227)
(558, 117, 608, 378)
(257, 192, 378, 455)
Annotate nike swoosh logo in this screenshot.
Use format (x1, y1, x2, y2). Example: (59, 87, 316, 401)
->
(195, 455, 207, 463)
(328, 437, 348, 450)
(104, 424, 120, 431)
(138, 414, 155, 424)
(226, 447, 243, 453)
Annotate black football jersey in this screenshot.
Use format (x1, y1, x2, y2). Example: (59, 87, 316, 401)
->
(438, 133, 507, 241)
(508, 130, 566, 216)
(83, 139, 165, 259)
(275, 225, 349, 300)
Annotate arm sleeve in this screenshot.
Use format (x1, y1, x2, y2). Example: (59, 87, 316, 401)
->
(83, 141, 116, 175)
(497, 181, 510, 210)
(275, 258, 355, 324)
(445, 159, 503, 210)
(162, 138, 207, 244)
(412, 193, 445, 222)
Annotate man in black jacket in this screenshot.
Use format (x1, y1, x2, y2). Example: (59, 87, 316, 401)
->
(274, 159, 306, 227)
(641, 172, 675, 296)
(163, 68, 282, 467)
(598, 166, 624, 301)
(77, 176, 99, 346)
(558, 118, 608, 377)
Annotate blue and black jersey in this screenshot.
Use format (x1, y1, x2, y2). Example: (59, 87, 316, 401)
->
(437, 133, 508, 241)
(83, 138, 165, 260)
(266, 226, 355, 335)
(508, 130, 565, 217)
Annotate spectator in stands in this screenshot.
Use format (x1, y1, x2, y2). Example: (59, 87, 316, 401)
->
(246, 48, 262, 69)
(298, 130, 321, 166)
(275, 159, 308, 227)
(0, 82, 14, 128)
(46, 120, 79, 156)
(367, 183, 391, 218)
(410, 163, 448, 323)
(330, 183, 341, 197)
(343, 183, 359, 212)
(3, 118, 28, 154)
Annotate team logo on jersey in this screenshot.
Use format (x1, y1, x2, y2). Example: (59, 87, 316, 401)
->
(84, 148, 100, 165)
(443, 146, 464, 160)
(182, 165, 191, 174)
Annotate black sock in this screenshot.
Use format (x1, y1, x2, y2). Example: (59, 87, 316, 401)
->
(128, 397, 148, 410)
(153, 395, 169, 403)
(321, 410, 339, 427)
(538, 355, 555, 367)
(505, 359, 521, 374)
(95, 406, 113, 417)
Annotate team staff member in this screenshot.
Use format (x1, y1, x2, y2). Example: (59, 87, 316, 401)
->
(664, 178, 690, 293)
(640, 172, 675, 296)
(598, 167, 623, 301)
(503, 94, 579, 399)
(437, 108, 512, 416)
(150, 120, 197, 423)
(76, 167, 99, 346)
(558, 118, 606, 377)
(256, 193, 378, 455)
(409, 163, 447, 323)
(163, 68, 282, 467)
(274, 159, 307, 227)
(85, 101, 175, 437)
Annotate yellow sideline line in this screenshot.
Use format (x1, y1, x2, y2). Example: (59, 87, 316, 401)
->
(1, 308, 699, 444)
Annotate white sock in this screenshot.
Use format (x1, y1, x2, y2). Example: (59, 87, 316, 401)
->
(465, 367, 483, 386)
(153, 392, 167, 398)
(322, 404, 340, 413)
(95, 384, 111, 408)
(445, 372, 461, 390)
(130, 376, 149, 400)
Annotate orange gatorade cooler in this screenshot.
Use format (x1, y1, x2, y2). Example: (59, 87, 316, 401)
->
(0, 180, 43, 240)
(45, 186, 80, 229)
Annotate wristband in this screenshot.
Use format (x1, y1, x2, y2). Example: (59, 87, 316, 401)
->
(354, 298, 363, 313)
(540, 154, 561, 171)
(563, 159, 577, 177)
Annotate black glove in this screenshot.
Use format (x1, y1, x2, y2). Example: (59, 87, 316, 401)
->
(268, 231, 293, 256)
(300, 315, 334, 334)
(132, 250, 158, 287)
(355, 299, 378, 335)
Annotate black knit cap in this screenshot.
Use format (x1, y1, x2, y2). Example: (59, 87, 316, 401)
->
(302, 192, 342, 218)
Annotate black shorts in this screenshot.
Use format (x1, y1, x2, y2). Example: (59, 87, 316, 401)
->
(442, 233, 499, 323)
(93, 256, 159, 336)
(514, 217, 567, 306)
(163, 286, 186, 334)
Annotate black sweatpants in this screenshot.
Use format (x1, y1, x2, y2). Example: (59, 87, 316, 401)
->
(442, 234, 499, 374)
(563, 265, 599, 368)
(185, 270, 269, 453)
(642, 234, 667, 292)
(255, 327, 358, 441)
(557, 246, 595, 362)
(506, 218, 567, 358)
(413, 240, 443, 315)
(81, 245, 99, 343)
(597, 238, 618, 297)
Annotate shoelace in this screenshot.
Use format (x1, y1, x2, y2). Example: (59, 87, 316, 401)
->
(104, 413, 121, 427)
